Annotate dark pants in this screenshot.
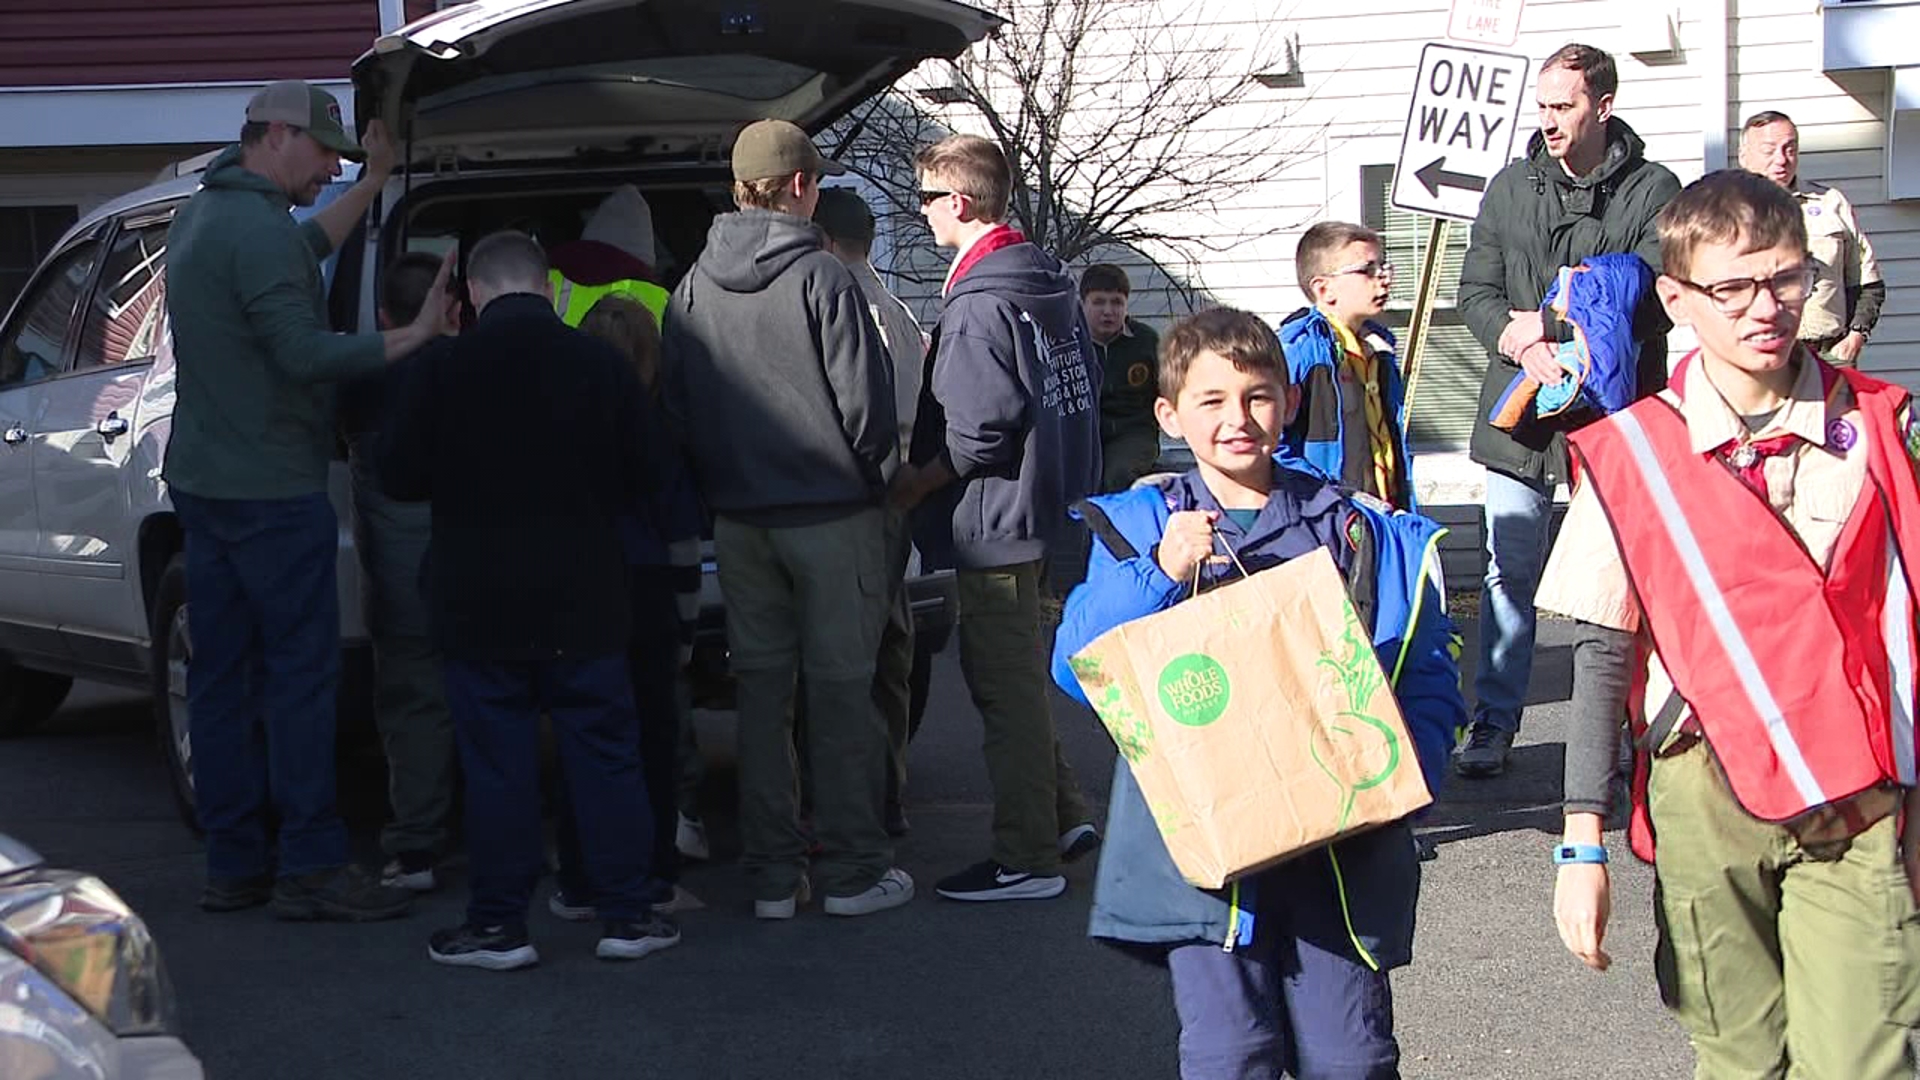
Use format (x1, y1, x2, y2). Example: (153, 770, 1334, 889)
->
(445, 654, 650, 928)
(173, 490, 348, 880)
(1166, 894, 1400, 1080)
(555, 569, 681, 901)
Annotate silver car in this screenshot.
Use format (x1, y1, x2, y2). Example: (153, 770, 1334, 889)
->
(0, 833, 203, 1079)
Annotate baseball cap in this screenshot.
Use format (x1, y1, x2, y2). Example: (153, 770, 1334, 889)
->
(731, 120, 846, 183)
(246, 81, 365, 162)
(813, 187, 876, 247)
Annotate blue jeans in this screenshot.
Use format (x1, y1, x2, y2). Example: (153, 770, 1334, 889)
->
(445, 654, 651, 928)
(172, 490, 347, 880)
(1473, 469, 1553, 733)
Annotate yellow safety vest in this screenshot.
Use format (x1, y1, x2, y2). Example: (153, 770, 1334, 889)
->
(549, 271, 669, 327)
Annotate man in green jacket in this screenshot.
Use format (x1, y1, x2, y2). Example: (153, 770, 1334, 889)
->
(1454, 45, 1681, 778)
(165, 80, 452, 921)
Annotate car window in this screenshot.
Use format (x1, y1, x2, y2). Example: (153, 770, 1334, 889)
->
(0, 240, 99, 390)
(77, 219, 170, 371)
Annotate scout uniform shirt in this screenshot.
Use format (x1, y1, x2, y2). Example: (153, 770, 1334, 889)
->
(1795, 179, 1883, 347)
(1537, 351, 1905, 838)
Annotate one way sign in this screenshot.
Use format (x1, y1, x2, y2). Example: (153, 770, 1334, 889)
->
(1391, 43, 1529, 221)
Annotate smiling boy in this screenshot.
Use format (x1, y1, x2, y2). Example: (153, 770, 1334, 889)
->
(1051, 308, 1464, 1079)
(1540, 169, 1920, 1077)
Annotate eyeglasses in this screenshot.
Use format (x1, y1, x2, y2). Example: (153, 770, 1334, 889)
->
(1325, 261, 1394, 283)
(1676, 265, 1814, 315)
(918, 189, 955, 205)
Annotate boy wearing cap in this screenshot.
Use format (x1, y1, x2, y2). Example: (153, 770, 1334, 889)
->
(165, 80, 453, 920)
(660, 120, 911, 919)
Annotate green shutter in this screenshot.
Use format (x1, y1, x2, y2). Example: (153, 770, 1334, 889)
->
(1361, 165, 1482, 451)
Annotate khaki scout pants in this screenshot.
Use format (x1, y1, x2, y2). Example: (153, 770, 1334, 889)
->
(956, 561, 1092, 875)
(1649, 742, 1920, 1079)
(714, 509, 891, 900)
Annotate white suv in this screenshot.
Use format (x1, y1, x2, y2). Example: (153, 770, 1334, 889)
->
(0, 0, 991, 825)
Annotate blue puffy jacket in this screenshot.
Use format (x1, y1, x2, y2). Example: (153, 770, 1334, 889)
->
(1277, 308, 1416, 510)
(1050, 465, 1466, 968)
(1488, 253, 1654, 432)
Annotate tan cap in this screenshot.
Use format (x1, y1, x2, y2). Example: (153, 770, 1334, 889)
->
(246, 81, 364, 162)
(731, 120, 845, 183)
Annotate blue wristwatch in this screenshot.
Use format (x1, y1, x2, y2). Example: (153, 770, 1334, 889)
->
(1552, 843, 1608, 865)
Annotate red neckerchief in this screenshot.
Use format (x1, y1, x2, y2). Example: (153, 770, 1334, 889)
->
(943, 225, 1027, 297)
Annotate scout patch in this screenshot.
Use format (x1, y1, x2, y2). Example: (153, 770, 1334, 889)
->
(1826, 417, 1858, 453)
(1343, 510, 1366, 552)
(1127, 362, 1151, 388)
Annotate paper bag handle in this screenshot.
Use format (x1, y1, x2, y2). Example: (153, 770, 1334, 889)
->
(1187, 526, 1253, 598)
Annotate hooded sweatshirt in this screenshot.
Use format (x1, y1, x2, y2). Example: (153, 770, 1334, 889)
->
(661, 208, 897, 526)
(164, 144, 385, 500)
(910, 234, 1103, 569)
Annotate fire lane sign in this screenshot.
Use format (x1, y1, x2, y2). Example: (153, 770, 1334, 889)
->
(1390, 42, 1529, 222)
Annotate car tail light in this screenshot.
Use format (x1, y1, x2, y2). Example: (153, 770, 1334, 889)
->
(0, 869, 177, 1036)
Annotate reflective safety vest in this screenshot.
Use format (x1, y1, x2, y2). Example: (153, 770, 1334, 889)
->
(1568, 357, 1920, 836)
(549, 272, 669, 328)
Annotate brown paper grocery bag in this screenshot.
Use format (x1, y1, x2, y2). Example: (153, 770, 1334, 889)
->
(1067, 546, 1432, 888)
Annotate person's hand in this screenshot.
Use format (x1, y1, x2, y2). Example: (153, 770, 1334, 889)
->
(1518, 340, 1567, 386)
(1155, 510, 1222, 585)
(413, 250, 458, 338)
(1554, 861, 1614, 971)
(888, 465, 923, 512)
(1832, 331, 1867, 364)
(360, 118, 397, 180)
(1499, 309, 1548, 360)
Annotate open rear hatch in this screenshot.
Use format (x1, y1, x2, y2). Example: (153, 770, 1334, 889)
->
(352, 0, 1003, 166)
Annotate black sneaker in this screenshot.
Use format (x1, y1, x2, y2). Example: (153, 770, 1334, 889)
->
(380, 851, 437, 893)
(271, 864, 412, 922)
(1059, 823, 1102, 863)
(200, 873, 273, 913)
(428, 924, 538, 971)
(934, 860, 1066, 902)
(595, 915, 682, 961)
(1454, 722, 1516, 779)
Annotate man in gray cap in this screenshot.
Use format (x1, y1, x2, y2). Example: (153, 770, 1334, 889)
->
(165, 80, 453, 921)
(660, 120, 910, 920)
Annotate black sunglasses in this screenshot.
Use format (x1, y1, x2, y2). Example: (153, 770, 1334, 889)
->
(918, 189, 955, 205)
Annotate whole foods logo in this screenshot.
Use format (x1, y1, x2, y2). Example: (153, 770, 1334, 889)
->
(1157, 654, 1230, 727)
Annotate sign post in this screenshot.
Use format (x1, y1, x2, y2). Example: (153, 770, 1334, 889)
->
(1390, 42, 1529, 412)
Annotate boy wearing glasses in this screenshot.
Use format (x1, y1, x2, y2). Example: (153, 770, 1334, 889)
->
(1279, 223, 1413, 510)
(1540, 169, 1920, 1077)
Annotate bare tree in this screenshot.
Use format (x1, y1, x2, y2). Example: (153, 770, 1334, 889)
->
(828, 0, 1311, 297)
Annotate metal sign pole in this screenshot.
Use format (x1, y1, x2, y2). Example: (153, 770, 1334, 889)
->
(1399, 215, 1450, 428)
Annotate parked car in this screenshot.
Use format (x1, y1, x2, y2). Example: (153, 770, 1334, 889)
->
(0, 832, 204, 1079)
(0, 0, 998, 827)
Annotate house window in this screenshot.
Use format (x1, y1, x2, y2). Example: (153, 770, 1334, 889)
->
(1361, 165, 1481, 452)
(0, 205, 80, 320)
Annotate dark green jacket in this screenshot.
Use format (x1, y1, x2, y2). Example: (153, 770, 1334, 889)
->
(1459, 118, 1681, 484)
(1094, 318, 1160, 443)
(164, 145, 385, 499)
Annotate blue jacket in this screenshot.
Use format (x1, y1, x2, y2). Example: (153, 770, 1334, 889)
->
(1277, 307, 1415, 511)
(1487, 253, 1654, 432)
(1050, 465, 1465, 970)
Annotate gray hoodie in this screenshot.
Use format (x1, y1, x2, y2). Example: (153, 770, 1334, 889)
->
(661, 209, 897, 526)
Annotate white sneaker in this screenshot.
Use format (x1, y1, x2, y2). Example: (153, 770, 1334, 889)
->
(676, 814, 712, 862)
(380, 855, 437, 893)
(824, 868, 915, 917)
(547, 891, 596, 922)
(654, 884, 706, 915)
(754, 875, 811, 920)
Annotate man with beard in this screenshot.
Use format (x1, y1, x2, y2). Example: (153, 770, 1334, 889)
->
(1453, 45, 1681, 779)
(164, 80, 453, 921)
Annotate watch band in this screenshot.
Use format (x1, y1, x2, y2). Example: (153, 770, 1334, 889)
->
(1552, 843, 1608, 865)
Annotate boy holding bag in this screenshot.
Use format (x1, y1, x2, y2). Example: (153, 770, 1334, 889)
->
(1051, 307, 1465, 1079)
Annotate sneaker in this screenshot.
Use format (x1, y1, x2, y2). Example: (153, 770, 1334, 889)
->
(754, 875, 812, 920)
(1059, 823, 1102, 863)
(675, 814, 711, 862)
(200, 874, 273, 913)
(271, 865, 412, 922)
(654, 884, 706, 915)
(547, 890, 596, 923)
(1454, 723, 1516, 779)
(934, 860, 1066, 902)
(824, 868, 915, 917)
(596, 915, 682, 961)
(428, 924, 538, 971)
(380, 851, 437, 893)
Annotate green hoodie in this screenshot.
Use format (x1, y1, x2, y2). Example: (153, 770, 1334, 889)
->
(162, 144, 385, 499)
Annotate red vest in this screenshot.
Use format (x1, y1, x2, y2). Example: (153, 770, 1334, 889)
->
(1568, 357, 1920, 848)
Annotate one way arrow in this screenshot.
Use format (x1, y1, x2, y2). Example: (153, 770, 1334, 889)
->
(1414, 156, 1486, 197)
